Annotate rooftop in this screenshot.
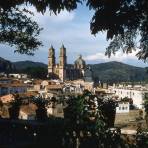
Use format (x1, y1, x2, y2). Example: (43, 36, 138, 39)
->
(46, 84, 63, 90)
(0, 94, 15, 103)
(0, 83, 27, 88)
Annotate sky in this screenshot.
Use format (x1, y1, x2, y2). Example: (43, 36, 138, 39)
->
(0, 4, 147, 67)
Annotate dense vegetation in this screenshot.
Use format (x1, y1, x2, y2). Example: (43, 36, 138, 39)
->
(1, 57, 148, 82)
(23, 67, 48, 79)
(91, 61, 148, 84)
(0, 58, 48, 79)
(0, 0, 148, 60)
(0, 6, 42, 55)
(13, 60, 47, 70)
(0, 91, 148, 148)
(13, 61, 48, 79)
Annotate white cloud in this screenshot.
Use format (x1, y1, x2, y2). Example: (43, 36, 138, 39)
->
(26, 6, 75, 23)
(1, 5, 147, 67)
(48, 10, 75, 22)
(84, 50, 139, 62)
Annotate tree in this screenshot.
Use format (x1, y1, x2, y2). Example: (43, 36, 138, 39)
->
(143, 93, 148, 127)
(0, 0, 148, 61)
(0, 6, 42, 55)
(99, 98, 117, 127)
(136, 131, 148, 148)
(88, 0, 148, 61)
(23, 66, 48, 79)
(63, 91, 136, 148)
(9, 97, 22, 119)
(33, 97, 48, 121)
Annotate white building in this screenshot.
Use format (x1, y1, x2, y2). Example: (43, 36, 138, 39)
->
(109, 85, 148, 109)
(116, 101, 130, 113)
(9, 73, 28, 79)
(63, 83, 84, 94)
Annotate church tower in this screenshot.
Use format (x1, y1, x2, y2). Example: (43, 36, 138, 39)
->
(48, 45, 55, 74)
(59, 44, 67, 81)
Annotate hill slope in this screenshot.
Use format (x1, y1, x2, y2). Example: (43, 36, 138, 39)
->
(0, 57, 148, 83)
(0, 57, 15, 72)
(90, 61, 148, 83)
(13, 60, 47, 70)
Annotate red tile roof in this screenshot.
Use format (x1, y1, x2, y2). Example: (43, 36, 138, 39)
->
(0, 94, 15, 103)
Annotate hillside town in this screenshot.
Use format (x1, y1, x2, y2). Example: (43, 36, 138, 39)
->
(0, 0, 148, 147)
(0, 48, 148, 147)
(0, 46, 148, 130)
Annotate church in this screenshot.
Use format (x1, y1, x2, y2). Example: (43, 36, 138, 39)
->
(48, 45, 92, 82)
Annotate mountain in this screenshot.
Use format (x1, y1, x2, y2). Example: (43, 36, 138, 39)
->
(0, 57, 148, 83)
(0, 57, 15, 73)
(90, 61, 148, 83)
(13, 60, 47, 70)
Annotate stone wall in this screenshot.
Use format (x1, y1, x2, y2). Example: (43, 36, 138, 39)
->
(115, 110, 141, 125)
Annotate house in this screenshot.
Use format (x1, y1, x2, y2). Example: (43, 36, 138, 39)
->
(0, 73, 7, 77)
(0, 83, 27, 96)
(109, 85, 148, 109)
(19, 103, 37, 120)
(17, 92, 39, 104)
(24, 80, 33, 84)
(46, 103, 63, 118)
(116, 100, 130, 113)
(0, 78, 12, 84)
(45, 84, 63, 94)
(0, 94, 15, 104)
(32, 80, 42, 91)
(9, 73, 28, 79)
(63, 83, 84, 94)
(69, 79, 94, 92)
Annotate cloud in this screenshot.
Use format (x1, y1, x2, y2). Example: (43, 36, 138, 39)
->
(48, 10, 75, 22)
(84, 50, 139, 62)
(1, 5, 147, 67)
(27, 6, 75, 23)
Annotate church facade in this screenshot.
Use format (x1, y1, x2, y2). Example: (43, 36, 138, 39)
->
(48, 45, 87, 82)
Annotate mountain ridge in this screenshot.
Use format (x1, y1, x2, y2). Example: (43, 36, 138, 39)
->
(13, 60, 47, 70)
(0, 57, 147, 82)
(90, 61, 148, 83)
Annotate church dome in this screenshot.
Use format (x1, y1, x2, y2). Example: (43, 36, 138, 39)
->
(74, 55, 86, 69)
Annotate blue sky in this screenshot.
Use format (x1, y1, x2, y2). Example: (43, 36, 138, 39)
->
(0, 4, 147, 67)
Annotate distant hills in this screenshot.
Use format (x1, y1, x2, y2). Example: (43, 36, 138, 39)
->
(0, 57, 148, 83)
(90, 61, 148, 83)
(0, 57, 15, 73)
(13, 61, 47, 70)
